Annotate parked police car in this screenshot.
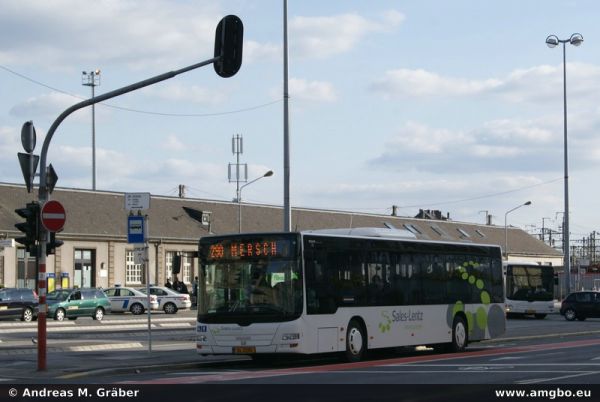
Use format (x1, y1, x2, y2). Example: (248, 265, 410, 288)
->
(104, 286, 159, 315)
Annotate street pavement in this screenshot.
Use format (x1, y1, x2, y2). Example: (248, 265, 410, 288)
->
(0, 338, 244, 383)
(0, 309, 218, 382)
(1, 310, 597, 383)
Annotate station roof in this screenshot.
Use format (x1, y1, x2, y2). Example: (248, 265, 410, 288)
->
(0, 183, 561, 258)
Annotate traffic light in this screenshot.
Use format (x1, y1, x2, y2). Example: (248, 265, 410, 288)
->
(14, 202, 40, 255)
(213, 15, 243, 78)
(46, 231, 64, 256)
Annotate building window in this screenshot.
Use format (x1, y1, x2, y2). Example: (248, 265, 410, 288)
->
(125, 251, 143, 285)
(403, 224, 422, 235)
(74, 249, 95, 288)
(16, 248, 36, 289)
(166, 251, 193, 284)
(166, 251, 175, 282)
(457, 228, 470, 238)
(182, 252, 193, 284)
(430, 225, 447, 237)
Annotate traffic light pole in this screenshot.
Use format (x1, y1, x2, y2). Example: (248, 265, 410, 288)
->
(34, 15, 242, 370)
(36, 57, 220, 371)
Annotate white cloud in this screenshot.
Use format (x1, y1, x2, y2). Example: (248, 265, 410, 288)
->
(369, 118, 566, 174)
(290, 10, 404, 58)
(145, 83, 229, 105)
(371, 69, 502, 98)
(0, 0, 219, 69)
(161, 134, 186, 151)
(370, 63, 600, 104)
(9, 93, 80, 119)
(289, 78, 337, 102)
(384, 121, 471, 154)
(244, 40, 280, 63)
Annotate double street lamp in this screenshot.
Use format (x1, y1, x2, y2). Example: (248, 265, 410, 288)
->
(238, 170, 274, 233)
(504, 201, 532, 259)
(82, 70, 101, 191)
(546, 33, 583, 293)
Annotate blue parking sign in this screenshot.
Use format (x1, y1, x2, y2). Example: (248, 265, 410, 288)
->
(127, 215, 145, 244)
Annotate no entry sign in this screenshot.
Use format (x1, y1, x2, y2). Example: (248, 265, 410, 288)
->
(41, 200, 66, 232)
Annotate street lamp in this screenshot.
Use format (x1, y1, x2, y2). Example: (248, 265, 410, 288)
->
(504, 201, 532, 259)
(238, 170, 273, 233)
(546, 33, 583, 293)
(82, 69, 101, 191)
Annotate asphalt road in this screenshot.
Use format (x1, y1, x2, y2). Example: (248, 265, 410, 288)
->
(1, 312, 600, 386)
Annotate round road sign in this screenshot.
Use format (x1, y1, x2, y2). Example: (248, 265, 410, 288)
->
(41, 200, 66, 232)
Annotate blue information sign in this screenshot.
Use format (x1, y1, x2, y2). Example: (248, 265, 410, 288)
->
(127, 215, 146, 244)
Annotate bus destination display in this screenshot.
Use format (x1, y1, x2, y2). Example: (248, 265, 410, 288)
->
(203, 236, 295, 261)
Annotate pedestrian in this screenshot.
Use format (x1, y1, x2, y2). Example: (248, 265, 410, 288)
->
(165, 278, 172, 289)
(192, 276, 198, 306)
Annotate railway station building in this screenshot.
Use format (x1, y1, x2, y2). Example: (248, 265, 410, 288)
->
(0, 183, 562, 291)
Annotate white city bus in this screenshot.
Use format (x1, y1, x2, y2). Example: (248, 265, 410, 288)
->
(196, 228, 506, 362)
(504, 261, 555, 319)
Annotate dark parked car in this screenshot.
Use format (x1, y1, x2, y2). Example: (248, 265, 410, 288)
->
(560, 291, 600, 321)
(0, 288, 38, 322)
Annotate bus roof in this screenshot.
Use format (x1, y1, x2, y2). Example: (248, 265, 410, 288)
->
(199, 227, 502, 251)
(304, 227, 416, 239)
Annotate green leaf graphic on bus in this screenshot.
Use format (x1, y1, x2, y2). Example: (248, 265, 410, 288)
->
(444, 261, 504, 339)
(378, 311, 392, 333)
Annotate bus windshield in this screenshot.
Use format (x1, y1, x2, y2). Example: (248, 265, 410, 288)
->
(506, 265, 554, 302)
(198, 234, 303, 324)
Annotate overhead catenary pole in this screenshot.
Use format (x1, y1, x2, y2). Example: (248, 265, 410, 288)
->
(283, 0, 291, 232)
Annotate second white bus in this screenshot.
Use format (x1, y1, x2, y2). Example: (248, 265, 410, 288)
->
(504, 261, 555, 319)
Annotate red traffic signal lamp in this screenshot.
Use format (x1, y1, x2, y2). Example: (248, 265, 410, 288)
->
(214, 15, 243, 78)
(14, 202, 40, 255)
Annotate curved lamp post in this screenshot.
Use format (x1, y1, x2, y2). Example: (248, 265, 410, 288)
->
(504, 201, 532, 259)
(238, 170, 274, 233)
(546, 33, 583, 293)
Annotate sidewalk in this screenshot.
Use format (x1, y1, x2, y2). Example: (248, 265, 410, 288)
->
(0, 341, 234, 382)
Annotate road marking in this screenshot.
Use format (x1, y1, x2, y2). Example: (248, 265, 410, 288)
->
(68, 342, 143, 352)
(517, 371, 600, 384)
(490, 356, 525, 361)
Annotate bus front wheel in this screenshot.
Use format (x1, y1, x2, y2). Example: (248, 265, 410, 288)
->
(450, 316, 468, 352)
(344, 320, 366, 362)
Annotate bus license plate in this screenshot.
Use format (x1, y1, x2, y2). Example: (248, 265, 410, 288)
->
(233, 346, 256, 354)
(526, 309, 535, 314)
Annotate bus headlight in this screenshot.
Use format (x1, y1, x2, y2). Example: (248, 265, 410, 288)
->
(282, 333, 300, 341)
(197, 335, 208, 342)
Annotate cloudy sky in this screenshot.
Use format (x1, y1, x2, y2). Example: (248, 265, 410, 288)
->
(1, 0, 599, 242)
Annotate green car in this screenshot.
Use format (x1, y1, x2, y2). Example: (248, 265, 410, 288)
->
(47, 288, 111, 321)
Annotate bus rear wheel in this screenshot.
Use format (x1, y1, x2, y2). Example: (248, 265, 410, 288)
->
(344, 320, 366, 362)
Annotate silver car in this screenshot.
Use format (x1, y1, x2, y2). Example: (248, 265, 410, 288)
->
(104, 286, 159, 315)
(138, 286, 191, 314)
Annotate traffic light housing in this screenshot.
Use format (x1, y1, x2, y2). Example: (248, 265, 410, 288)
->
(14, 202, 40, 255)
(213, 15, 243, 78)
(46, 231, 64, 256)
